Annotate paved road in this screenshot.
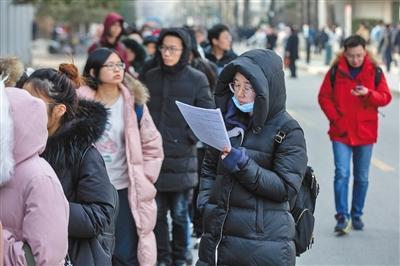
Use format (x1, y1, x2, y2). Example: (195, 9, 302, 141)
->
(191, 69, 399, 266)
(287, 70, 399, 266)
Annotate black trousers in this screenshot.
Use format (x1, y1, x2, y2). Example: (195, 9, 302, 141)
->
(113, 188, 139, 266)
(155, 190, 190, 265)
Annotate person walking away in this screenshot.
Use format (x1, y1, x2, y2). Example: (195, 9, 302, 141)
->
(303, 24, 313, 64)
(379, 24, 394, 72)
(204, 24, 237, 74)
(370, 20, 385, 54)
(318, 35, 392, 234)
(356, 22, 370, 43)
(23, 64, 118, 265)
(285, 26, 299, 78)
(144, 27, 214, 266)
(196, 49, 307, 265)
(88, 12, 128, 65)
(80, 47, 164, 266)
(266, 25, 278, 50)
(0, 85, 69, 266)
(394, 24, 400, 74)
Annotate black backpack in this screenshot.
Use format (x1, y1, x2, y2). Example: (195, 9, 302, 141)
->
(274, 120, 320, 256)
(329, 64, 382, 89)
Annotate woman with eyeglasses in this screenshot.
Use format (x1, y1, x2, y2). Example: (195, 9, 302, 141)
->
(22, 64, 118, 265)
(143, 27, 214, 266)
(196, 49, 308, 266)
(79, 47, 164, 266)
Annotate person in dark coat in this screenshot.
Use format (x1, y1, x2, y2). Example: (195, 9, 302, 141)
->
(204, 24, 238, 74)
(122, 38, 147, 78)
(285, 26, 300, 78)
(144, 27, 214, 266)
(196, 49, 308, 266)
(23, 64, 118, 266)
(184, 26, 219, 264)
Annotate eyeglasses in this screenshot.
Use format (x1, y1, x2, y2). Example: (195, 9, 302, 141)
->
(159, 45, 183, 54)
(102, 62, 125, 71)
(229, 81, 255, 97)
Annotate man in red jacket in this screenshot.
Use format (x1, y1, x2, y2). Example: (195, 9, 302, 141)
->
(318, 35, 392, 235)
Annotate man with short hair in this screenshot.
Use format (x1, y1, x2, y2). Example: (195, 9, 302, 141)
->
(318, 35, 392, 235)
(205, 24, 237, 74)
(144, 27, 214, 266)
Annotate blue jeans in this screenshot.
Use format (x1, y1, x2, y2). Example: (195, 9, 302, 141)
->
(332, 141, 373, 218)
(154, 190, 190, 265)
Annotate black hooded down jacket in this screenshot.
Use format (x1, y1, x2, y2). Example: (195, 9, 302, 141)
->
(144, 27, 214, 192)
(196, 49, 308, 266)
(42, 99, 118, 266)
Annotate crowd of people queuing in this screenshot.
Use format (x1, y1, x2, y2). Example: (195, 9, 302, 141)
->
(0, 10, 394, 266)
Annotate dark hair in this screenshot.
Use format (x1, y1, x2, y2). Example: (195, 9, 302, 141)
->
(15, 70, 29, 88)
(143, 35, 158, 45)
(343, 35, 366, 50)
(83, 48, 124, 90)
(208, 24, 230, 46)
(122, 38, 146, 64)
(26, 63, 80, 125)
(191, 58, 217, 92)
(183, 26, 201, 58)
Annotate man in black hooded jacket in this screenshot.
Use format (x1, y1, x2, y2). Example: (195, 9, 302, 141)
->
(196, 49, 307, 266)
(144, 27, 214, 266)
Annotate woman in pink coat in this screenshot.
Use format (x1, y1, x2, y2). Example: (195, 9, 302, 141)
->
(0, 85, 69, 265)
(79, 47, 164, 266)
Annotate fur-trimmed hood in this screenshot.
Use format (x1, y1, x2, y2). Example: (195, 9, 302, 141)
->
(331, 50, 378, 67)
(123, 73, 149, 105)
(42, 99, 108, 170)
(1, 85, 49, 185)
(0, 83, 14, 185)
(0, 57, 24, 87)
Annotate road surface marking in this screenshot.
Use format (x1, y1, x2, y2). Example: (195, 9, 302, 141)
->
(371, 157, 395, 172)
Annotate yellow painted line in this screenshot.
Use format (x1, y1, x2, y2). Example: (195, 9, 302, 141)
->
(371, 157, 396, 172)
(287, 109, 318, 128)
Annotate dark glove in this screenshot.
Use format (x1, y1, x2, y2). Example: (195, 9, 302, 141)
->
(221, 147, 249, 173)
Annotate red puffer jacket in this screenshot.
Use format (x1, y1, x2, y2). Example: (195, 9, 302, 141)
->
(318, 54, 392, 146)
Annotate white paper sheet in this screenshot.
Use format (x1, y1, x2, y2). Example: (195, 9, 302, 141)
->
(175, 101, 231, 151)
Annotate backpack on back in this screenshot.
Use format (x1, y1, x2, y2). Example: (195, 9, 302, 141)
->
(274, 120, 320, 256)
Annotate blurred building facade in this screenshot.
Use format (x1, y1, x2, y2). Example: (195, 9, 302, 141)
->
(134, 0, 398, 35)
(0, 0, 34, 64)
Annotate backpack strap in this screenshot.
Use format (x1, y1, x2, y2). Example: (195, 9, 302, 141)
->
(274, 119, 302, 144)
(329, 64, 338, 89)
(135, 103, 144, 123)
(330, 64, 382, 89)
(374, 66, 383, 87)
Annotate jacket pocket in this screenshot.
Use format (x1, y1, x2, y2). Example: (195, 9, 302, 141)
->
(357, 112, 377, 140)
(255, 199, 263, 233)
(329, 117, 347, 137)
